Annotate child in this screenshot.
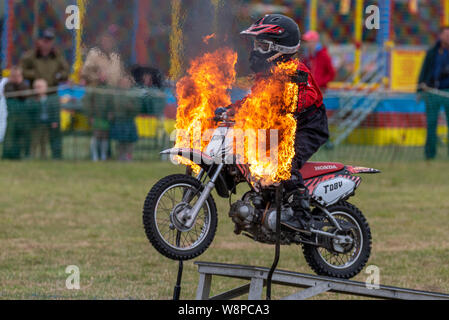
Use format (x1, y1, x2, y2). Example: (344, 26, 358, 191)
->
(224, 14, 330, 231)
(110, 77, 139, 161)
(82, 64, 112, 162)
(28, 79, 61, 159)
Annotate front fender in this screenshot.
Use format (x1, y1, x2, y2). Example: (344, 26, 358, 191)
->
(161, 148, 215, 166)
(161, 148, 230, 198)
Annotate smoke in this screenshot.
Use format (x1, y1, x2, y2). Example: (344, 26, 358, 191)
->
(169, 0, 252, 80)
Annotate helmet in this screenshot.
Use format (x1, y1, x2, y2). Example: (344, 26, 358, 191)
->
(241, 14, 301, 56)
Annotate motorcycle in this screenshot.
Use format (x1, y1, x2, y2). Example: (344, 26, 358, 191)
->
(143, 110, 380, 279)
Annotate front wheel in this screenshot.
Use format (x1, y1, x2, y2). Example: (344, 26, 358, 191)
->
(302, 201, 372, 279)
(143, 174, 218, 261)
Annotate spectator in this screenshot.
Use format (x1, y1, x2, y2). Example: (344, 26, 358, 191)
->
(131, 65, 166, 116)
(20, 28, 70, 87)
(2, 66, 31, 160)
(28, 79, 62, 159)
(82, 66, 113, 162)
(110, 77, 139, 161)
(302, 31, 336, 91)
(82, 25, 125, 161)
(418, 26, 449, 160)
(131, 65, 164, 89)
(82, 25, 124, 88)
(0, 75, 8, 143)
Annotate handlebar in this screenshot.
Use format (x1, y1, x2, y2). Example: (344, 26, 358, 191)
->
(207, 113, 235, 125)
(211, 108, 233, 122)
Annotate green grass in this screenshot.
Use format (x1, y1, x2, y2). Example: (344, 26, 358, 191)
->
(0, 160, 448, 300)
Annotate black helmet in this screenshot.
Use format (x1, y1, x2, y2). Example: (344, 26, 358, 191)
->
(241, 14, 301, 55)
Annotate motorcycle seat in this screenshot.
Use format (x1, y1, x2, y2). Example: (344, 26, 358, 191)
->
(299, 162, 345, 180)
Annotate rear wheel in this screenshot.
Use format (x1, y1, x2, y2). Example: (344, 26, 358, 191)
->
(143, 174, 218, 261)
(302, 201, 371, 279)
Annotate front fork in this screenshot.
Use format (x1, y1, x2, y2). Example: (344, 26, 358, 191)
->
(180, 164, 224, 229)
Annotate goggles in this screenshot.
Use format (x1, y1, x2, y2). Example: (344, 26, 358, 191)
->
(253, 39, 301, 55)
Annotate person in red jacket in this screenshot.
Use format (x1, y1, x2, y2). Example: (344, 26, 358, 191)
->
(302, 30, 336, 91)
(217, 14, 329, 231)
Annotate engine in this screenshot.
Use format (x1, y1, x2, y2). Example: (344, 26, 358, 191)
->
(228, 192, 295, 244)
(229, 200, 257, 233)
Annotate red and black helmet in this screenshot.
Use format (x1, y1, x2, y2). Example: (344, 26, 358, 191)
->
(241, 14, 301, 55)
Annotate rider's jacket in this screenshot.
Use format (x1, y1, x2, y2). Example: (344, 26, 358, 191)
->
(294, 59, 324, 113)
(228, 59, 324, 115)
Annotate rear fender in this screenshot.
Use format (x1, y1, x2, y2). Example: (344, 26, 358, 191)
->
(160, 148, 230, 198)
(346, 166, 381, 174)
(306, 174, 362, 206)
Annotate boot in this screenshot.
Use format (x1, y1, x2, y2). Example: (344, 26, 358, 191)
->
(281, 188, 312, 232)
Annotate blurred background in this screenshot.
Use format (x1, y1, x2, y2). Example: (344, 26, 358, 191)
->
(0, 0, 448, 163)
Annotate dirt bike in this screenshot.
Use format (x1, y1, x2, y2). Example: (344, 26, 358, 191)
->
(143, 111, 380, 279)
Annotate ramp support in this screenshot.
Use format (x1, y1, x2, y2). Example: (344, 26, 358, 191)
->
(195, 261, 449, 300)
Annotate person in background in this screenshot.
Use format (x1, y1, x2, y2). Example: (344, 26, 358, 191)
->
(82, 66, 113, 162)
(131, 65, 166, 116)
(0, 75, 8, 143)
(86, 25, 124, 88)
(82, 25, 124, 160)
(28, 79, 62, 159)
(20, 28, 70, 87)
(131, 65, 164, 89)
(302, 30, 336, 92)
(2, 66, 31, 160)
(110, 77, 139, 162)
(418, 26, 449, 160)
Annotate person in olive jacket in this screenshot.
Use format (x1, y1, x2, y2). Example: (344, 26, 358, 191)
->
(28, 79, 62, 159)
(20, 28, 70, 87)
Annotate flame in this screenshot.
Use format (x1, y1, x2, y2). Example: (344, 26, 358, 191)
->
(234, 60, 299, 185)
(202, 33, 216, 45)
(174, 48, 299, 186)
(174, 48, 238, 172)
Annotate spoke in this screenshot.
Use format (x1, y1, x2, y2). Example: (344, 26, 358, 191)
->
(156, 218, 171, 225)
(181, 232, 189, 248)
(158, 223, 170, 232)
(186, 231, 197, 245)
(192, 224, 200, 238)
(170, 190, 178, 208)
(157, 207, 172, 214)
(162, 229, 172, 240)
(196, 218, 205, 229)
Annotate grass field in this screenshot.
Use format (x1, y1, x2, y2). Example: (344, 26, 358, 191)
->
(0, 160, 448, 300)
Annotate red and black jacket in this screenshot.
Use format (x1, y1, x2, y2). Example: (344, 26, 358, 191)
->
(294, 60, 324, 113)
(228, 59, 324, 116)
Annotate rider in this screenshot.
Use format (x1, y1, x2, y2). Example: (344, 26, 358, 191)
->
(218, 14, 330, 231)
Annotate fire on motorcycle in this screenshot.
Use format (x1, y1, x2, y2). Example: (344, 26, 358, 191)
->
(143, 104, 380, 279)
(143, 14, 380, 279)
